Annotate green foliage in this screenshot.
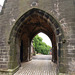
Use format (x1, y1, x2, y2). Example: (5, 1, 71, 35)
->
(33, 35, 52, 55)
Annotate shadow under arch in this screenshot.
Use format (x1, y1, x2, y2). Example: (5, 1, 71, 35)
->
(8, 8, 65, 73)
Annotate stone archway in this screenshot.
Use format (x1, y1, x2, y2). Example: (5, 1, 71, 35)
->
(9, 8, 64, 73)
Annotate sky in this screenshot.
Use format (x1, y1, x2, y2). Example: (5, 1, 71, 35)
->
(0, 0, 5, 6)
(0, 1, 52, 47)
(38, 32, 52, 47)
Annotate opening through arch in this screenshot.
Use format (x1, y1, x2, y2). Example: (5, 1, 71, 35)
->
(31, 32, 52, 55)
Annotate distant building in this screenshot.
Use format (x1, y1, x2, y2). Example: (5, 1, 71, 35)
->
(0, 5, 2, 12)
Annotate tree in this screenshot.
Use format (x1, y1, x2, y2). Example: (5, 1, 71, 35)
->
(33, 35, 52, 55)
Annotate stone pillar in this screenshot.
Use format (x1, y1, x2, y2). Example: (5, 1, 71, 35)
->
(21, 35, 30, 62)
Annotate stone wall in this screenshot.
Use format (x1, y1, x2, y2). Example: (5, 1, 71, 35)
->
(0, 0, 20, 72)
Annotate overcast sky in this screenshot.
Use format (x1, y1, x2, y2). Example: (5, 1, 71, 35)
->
(0, 0, 5, 6)
(38, 32, 52, 47)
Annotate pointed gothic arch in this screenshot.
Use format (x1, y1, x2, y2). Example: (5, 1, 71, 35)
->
(9, 8, 65, 73)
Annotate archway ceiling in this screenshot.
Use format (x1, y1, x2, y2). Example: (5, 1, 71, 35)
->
(17, 13, 54, 41)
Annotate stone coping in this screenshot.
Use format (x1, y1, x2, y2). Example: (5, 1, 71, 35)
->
(59, 73, 75, 75)
(0, 66, 19, 75)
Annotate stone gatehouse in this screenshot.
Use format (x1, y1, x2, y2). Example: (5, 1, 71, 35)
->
(0, 0, 75, 75)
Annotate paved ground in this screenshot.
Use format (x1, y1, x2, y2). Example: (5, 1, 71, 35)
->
(14, 55, 57, 75)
